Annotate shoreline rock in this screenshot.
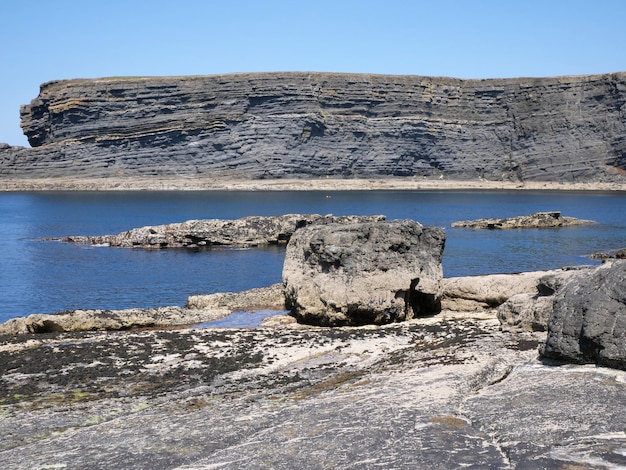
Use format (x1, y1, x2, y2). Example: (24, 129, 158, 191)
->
(54, 214, 386, 249)
(0, 268, 583, 335)
(2, 262, 626, 467)
(2, 176, 626, 192)
(590, 246, 626, 259)
(451, 211, 595, 229)
(3, 313, 626, 468)
(541, 260, 626, 369)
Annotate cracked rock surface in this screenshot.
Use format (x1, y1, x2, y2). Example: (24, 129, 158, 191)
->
(2, 315, 626, 469)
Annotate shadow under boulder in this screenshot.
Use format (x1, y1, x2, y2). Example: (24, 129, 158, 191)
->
(282, 219, 445, 326)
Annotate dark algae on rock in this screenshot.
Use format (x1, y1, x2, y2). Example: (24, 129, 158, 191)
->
(3, 318, 626, 468)
(1, 72, 625, 182)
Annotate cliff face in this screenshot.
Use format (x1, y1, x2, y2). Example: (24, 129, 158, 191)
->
(1, 72, 625, 181)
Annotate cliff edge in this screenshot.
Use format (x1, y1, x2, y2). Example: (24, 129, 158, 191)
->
(1, 72, 625, 182)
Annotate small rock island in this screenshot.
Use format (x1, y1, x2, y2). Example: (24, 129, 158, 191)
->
(451, 211, 594, 229)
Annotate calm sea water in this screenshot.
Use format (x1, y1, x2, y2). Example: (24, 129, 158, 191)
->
(0, 190, 624, 322)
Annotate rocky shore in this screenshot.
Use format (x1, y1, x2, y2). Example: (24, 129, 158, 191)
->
(2, 215, 625, 468)
(2, 291, 626, 468)
(1, 176, 626, 192)
(451, 211, 595, 229)
(1, 262, 625, 468)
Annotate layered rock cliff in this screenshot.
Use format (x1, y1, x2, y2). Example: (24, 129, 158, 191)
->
(1, 72, 625, 182)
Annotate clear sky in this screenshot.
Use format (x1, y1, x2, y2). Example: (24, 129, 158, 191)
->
(2, 0, 625, 146)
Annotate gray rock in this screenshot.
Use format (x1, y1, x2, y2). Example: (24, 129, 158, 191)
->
(497, 293, 555, 332)
(451, 211, 594, 229)
(541, 260, 626, 368)
(441, 270, 562, 312)
(2, 316, 626, 469)
(283, 220, 445, 326)
(590, 246, 626, 259)
(56, 214, 385, 249)
(497, 268, 590, 332)
(0, 284, 285, 334)
(1, 72, 625, 183)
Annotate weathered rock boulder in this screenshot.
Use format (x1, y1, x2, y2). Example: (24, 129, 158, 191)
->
(57, 214, 385, 249)
(283, 220, 445, 326)
(451, 211, 594, 229)
(497, 267, 591, 332)
(541, 260, 626, 368)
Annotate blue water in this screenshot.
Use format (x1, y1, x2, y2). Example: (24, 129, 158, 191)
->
(0, 190, 624, 322)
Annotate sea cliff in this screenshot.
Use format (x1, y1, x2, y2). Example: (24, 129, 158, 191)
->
(1, 72, 625, 184)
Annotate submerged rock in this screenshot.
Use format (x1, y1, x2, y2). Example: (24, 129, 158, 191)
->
(590, 246, 626, 260)
(541, 260, 626, 368)
(57, 214, 386, 249)
(283, 219, 445, 326)
(451, 211, 594, 229)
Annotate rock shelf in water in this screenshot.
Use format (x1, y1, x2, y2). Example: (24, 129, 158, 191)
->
(451, 211, 594, 229)
(55, 214, 386, 249)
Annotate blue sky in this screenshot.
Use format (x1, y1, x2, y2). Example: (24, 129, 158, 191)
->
(2, 0, 625, 146)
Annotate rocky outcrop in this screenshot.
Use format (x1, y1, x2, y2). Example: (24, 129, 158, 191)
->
(1, 72, 626, 183)
(0, 284, 285, 334)
(0, 306, 223, 335)
(3, 314, 626, 468)
(451, 211, 594, 229)
(590, 246, 626, 259)
(441, 268, 582, 312)
(56, 214, 385, 249)
(283, 220, 445, 326)
(497, 268, 590, 332)
(541, 260, 626, 368)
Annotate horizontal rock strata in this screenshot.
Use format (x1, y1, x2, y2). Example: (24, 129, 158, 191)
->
(56, 214, 385, 249)
(1, 72, 625, 183)
(451, 211, 594, 229)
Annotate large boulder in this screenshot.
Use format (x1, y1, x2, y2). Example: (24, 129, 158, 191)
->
(282, 220, 445, 326)
(541, 261, 626, 369)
